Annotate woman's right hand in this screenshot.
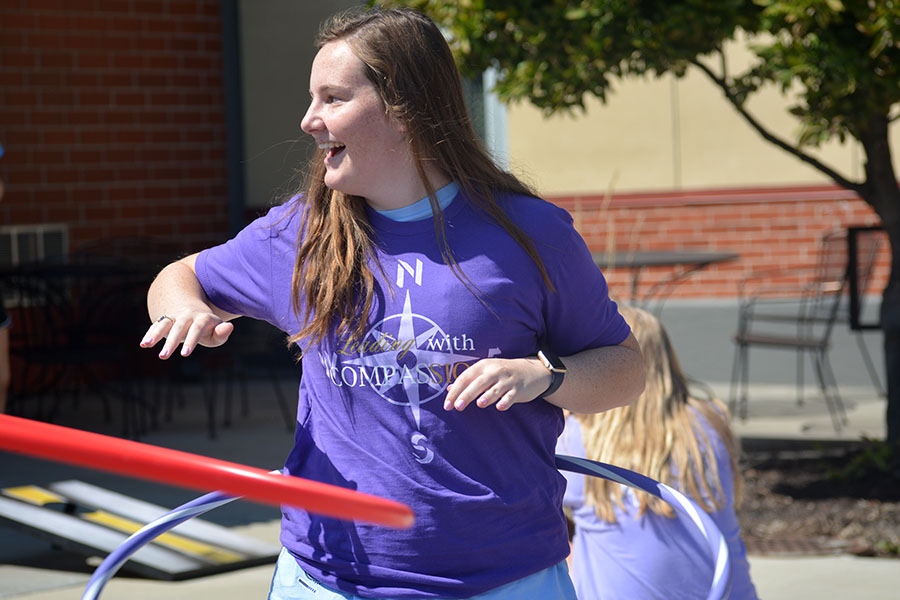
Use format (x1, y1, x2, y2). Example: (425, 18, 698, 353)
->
(140, 254, 238, 359)
(140, 309, 234, 359)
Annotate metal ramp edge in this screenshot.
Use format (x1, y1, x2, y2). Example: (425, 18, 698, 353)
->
(0, 481, 280, 580)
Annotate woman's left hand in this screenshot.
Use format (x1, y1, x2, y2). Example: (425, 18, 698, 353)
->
(443, 357, 551, 412)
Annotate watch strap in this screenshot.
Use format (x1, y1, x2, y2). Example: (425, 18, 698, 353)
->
(537, 350, 566, 397)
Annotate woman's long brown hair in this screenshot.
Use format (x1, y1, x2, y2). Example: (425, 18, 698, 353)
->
(290, 7, 552, 347)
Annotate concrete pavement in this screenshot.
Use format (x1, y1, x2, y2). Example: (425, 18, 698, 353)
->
(7, 518, 897, 600)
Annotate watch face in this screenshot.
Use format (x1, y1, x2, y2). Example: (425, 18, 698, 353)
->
(540, 350, 566, 372)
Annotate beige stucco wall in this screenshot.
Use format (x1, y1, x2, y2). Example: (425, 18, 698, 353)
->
(507, 39, 891, 197)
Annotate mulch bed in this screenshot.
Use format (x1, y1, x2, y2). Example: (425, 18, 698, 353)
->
(737, 446, 900, 558)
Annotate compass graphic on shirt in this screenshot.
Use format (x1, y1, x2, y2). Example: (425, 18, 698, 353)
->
(342, 289, 478, 463)
(329, 258, 479, 464)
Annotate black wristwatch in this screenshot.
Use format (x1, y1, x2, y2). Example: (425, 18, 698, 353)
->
(537, 349, 566, 397)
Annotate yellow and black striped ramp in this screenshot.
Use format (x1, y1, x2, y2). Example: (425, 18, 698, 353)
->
(0, 480, 280, 580)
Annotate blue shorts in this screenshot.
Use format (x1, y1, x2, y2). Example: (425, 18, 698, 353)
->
(268, 547, 577, 600)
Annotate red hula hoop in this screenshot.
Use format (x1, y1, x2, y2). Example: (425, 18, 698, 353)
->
(0, 414, 414, 529)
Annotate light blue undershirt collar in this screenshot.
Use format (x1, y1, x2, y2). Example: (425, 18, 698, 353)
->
(375, 181, 459, 222)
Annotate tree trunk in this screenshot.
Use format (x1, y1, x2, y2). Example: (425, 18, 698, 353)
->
(883, 277, 900, 447)
(858, 115, 900, 446)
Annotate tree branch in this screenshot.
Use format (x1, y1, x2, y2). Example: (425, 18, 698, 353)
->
(718, 48, 727, 82)
(689, 58, 864, 195)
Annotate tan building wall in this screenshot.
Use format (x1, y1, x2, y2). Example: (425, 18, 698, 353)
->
(506, 41, 893, 197)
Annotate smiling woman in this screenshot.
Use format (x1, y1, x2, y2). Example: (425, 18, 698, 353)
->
(300, 39, 427, 209)
(139, 6, 644, 600)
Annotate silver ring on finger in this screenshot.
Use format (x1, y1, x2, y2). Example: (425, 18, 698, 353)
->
(157, 315, 174, 323)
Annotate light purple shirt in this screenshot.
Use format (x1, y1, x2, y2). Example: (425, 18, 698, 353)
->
(558, 413, 758, 600)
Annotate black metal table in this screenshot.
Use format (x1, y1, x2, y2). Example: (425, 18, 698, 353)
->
(592, 250, 739, 309)
(1, 259, 156, 437)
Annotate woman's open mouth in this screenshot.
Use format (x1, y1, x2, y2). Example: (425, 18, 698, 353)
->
(319, 141, 346, 160)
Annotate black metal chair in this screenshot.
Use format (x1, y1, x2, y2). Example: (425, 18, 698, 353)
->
(173, 318, 298, 440)
(729, 230, 852, 431)
(141, 313, 298, 440)
(69, 236, 297, 439)
(71, 236, 184, 431)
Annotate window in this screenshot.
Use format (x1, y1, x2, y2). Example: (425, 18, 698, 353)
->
(1, 224, 69, 306)
(0, 224, 69, 269)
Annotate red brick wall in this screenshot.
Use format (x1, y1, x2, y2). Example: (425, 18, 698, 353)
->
(0, 0, 228, 256)
(553, 185, 890, 302)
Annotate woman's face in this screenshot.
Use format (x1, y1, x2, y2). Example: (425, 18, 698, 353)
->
(301, 40, 416, 209)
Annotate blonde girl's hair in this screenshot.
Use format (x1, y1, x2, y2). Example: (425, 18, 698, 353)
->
(289, 7, 552, 346)
(575, 305, 743, 522)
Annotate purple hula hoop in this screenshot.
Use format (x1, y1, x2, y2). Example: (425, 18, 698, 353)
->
(81, 490, 238, 600)
(84, 459, 730, 599)
(556, 454, 732, 600)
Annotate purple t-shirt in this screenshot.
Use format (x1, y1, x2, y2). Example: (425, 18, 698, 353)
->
(196, 191, 629, 598)
(558, 413, 759, 600)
